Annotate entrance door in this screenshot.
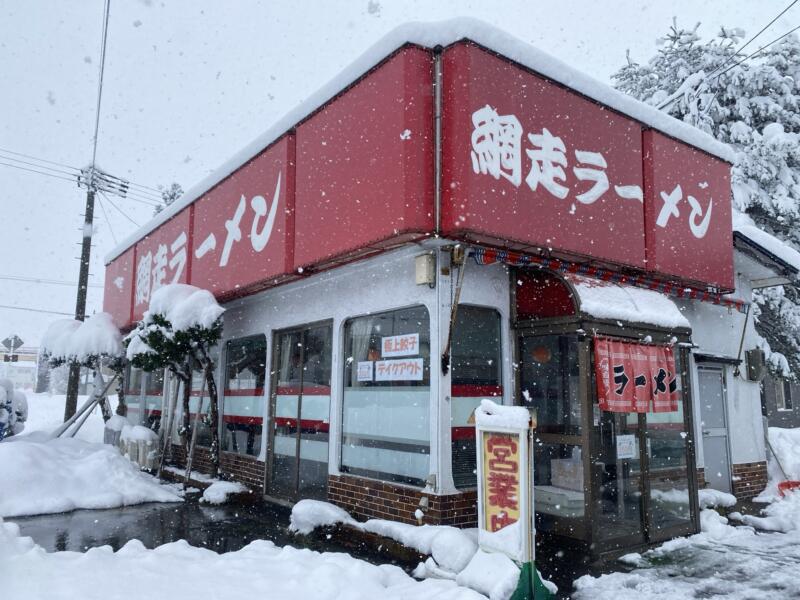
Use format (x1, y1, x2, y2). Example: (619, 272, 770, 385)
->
(268, 322, 332, 501)
(697, 366, 731, 493)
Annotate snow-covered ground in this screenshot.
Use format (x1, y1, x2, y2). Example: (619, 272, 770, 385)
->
(0, 518, 484, 600)
(0, 392, 180, 518)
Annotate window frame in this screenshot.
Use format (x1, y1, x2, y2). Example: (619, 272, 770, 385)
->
(339, 303, 432, 486)
(777, 378, 794, 411)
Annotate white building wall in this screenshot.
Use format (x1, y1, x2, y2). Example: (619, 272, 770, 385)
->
(679, 264, 766, 469)
(216, 241, 510, 495)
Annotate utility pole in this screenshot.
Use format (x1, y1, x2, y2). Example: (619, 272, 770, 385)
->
(64, 188, 96, 420)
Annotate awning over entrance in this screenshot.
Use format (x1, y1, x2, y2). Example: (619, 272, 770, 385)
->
(472, 246, 746, 313)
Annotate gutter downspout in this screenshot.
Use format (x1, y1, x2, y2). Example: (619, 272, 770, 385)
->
(433, 45, 443, 236)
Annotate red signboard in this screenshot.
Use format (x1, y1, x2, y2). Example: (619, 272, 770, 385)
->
(192, 136, 295, 297)
(131, 209, 192, 322)
(594, 337, 679, 413)
(441, 42, 647, 269)
(643, 130, 733, 290)
(102, 246, 134, 328)
(294, 46, 434, 268)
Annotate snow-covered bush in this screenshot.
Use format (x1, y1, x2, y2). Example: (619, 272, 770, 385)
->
(125, 284, 224, 476)
(614, 21, 800, 375)
(0, 379, 27, 439)
(41, 312, 126, 420)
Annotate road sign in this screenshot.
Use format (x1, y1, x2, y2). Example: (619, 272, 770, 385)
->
(1, 335, 23, 352)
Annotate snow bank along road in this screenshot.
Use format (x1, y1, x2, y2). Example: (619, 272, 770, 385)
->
(0, 518, 484, 600)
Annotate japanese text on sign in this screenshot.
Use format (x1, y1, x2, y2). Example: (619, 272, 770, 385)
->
(381, 333, 420, 358)
(135, 232, 187, 307)
(594, 338, 679, 413)
(374, 358, 424, 381)
(482, 432, 521, 533)
(470, 104, 712, 238)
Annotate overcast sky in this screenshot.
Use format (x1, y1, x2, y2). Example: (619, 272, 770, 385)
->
(0, 0, 793, 346)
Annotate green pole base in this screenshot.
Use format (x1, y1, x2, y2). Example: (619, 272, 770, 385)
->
(511, 562, 554, 600)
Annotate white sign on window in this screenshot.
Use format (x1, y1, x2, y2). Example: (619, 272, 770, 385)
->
(381, 333, 420, 358)
(375, 358, 424, 382)
(357, 361, 373, 382)
(616, 434, 637, 459)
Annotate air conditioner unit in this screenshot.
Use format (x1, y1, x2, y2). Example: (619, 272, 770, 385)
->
(745, 348, 767, 382)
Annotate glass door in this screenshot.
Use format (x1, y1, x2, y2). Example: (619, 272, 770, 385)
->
(269, 323, 332, 501)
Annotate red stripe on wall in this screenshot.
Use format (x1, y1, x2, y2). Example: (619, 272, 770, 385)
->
(222, 415, 263, 425)
(274, 417, 330, 432)
(451, 384, 503, 398)
(223, 388, 266, 397)
(451, 426, 476, 440)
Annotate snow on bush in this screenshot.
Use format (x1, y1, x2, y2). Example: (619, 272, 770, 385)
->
(0, 516, 484, 600)
(41, 312, 122, 363)
(104, 414, 130, 432)
(290, 499, 358, 534)
(146, 284, 225, 332)
(456, 549, 520, 600)
(201, 481, 249, 505)
(698, 488, 737, 509)
(0, 436, 180, 518)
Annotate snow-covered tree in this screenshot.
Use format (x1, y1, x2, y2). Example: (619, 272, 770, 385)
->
(41, 313, 125, 421)
(153, 182, 183, 216)
(613, 21, 800, 375)
(125, 284, 224, 476)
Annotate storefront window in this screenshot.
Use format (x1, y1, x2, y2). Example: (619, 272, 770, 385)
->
(222, 335, 267, 457)
(520, 335, 581, 435)
(451, 306, 502, 489)
(341, 306, 430, 485)
(533, 442, 585, 537)
(125, 366, 163, 431)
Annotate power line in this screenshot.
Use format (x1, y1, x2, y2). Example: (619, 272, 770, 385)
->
(99, 191, 140, 227)
(0, 153, 80, 179)
(96, 193, 118, 244)
(715, 24, 800, 80)
(0, 146, 82, 172)
(0, 274, 102, 288)
(0, 161, 79, 185)
(90, 0, 111, 170)
(0, 304, 74, 316)
(707, 0, 799, 79)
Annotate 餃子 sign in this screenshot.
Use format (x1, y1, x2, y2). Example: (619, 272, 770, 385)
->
(594, 337, 679, 413)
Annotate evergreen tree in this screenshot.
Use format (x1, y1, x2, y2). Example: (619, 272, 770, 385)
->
(613, 20, 800, 376)
(125, 286, 223, 477)
(153, 182, 183, 216)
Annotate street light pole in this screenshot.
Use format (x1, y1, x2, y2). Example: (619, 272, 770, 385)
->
(64, 188, 95, 420)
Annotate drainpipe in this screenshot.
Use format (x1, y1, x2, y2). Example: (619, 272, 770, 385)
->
(433, 45, 443, 236)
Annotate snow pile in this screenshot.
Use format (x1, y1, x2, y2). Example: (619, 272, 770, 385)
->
(290, 499, 530, 599)
(456, 549, 521, 600)
(758, 427, 800, 501)
(737, 492, 800, 533)
(18, 393, 107, 442)
(0, 518, 484, 600)
(104, 414, 130, 432)
(146, 284, 224, 331)
(41, 312, 123, 363)
(698, 488, 737, 509)
(201, 481, 250, 505)
(474, 399, 530, 429)
(0, 380, 28, 437)
(0, 436, 180, 517)
(120, 424, 159, 443)
(566, 274, 690, 329)
(290, 498, 359, 534)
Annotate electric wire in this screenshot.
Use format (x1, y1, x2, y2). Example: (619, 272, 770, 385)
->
(99, 191, 140, 227)
(89, 0, 111, 171)
(0, 146, 82, 172)
(0, 153, 81, 179)
(0, 304, 74, 316)
(96, 193, 118, 244)
(0, 161, 79, 185)
(706, 0, 799, 79)
(0, 275, 102, 288)
(714, 24, 800, 80)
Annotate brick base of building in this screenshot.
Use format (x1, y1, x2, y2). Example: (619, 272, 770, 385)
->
(731, 461, 768, 500)
(328, 474, 477, 527)
(168, 444, 266, 490)
(696, 467, 706, 490)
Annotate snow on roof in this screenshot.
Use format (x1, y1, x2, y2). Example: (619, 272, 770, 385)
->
(566, 273, 690, 329)
(732, 211, 800, 273)
(106, 18, 735, 264)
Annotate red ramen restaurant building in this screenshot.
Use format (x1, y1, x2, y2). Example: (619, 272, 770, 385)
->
(104, 21, 740, 561)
